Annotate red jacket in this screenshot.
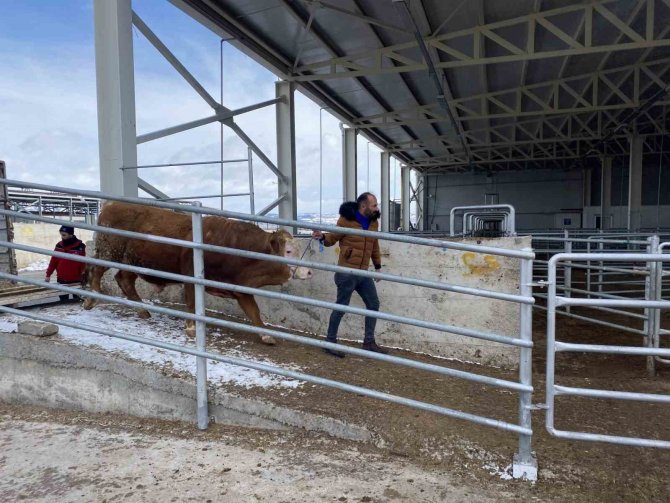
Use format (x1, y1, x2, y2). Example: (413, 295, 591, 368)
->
(46, 237, 87, 283)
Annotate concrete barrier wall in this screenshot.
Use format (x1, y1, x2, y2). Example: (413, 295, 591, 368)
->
(14, 223, 94, 269)
(0, 332, 371, 441)
(98, 235, 531, 368)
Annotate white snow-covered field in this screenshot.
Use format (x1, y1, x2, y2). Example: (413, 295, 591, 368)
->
(0, 303, 304, 390)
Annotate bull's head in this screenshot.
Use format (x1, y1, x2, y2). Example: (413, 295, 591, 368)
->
(270, 229, 313, 279)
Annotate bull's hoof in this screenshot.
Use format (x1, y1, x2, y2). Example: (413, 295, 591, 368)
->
(82, 298, 98, 310)
(261, 335, 277, 345)
(137, 310, 151, 319)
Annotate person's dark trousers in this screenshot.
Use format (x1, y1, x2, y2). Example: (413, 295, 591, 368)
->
(326, 272, 380, 344)
(57, 279, 81, 302)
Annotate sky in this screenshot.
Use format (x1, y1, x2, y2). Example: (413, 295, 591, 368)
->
(0, 0, 403, 217)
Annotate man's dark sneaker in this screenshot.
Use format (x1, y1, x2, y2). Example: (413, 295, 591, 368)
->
(323, 347, 346, 358)
(362, 341, 389, 354)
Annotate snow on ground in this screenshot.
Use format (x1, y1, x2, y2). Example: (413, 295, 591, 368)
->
(0, 303, 303, 390)
(18, 258, 49, 272)
(483, 463, 514, 481)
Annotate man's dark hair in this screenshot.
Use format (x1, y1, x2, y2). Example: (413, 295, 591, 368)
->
(357, 192, 374, 206)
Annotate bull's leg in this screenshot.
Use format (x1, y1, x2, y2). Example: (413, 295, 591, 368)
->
(114, 270, 151, 319)
(236, 294, 276, 345)
(82, 265, 108, 310)
(183, 282, 196, 338)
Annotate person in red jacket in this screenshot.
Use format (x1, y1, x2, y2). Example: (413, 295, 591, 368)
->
(45, 225, 86, 301)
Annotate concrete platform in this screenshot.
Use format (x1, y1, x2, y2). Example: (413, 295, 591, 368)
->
(0, 304, 371, 442)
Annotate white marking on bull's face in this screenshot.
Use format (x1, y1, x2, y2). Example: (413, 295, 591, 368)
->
(285, 238, 312, 280)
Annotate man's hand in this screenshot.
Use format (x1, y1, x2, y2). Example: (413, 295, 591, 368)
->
(45, 276, 51, 283)
(312, 230, 324, 240)
(374, 264, 382, 282)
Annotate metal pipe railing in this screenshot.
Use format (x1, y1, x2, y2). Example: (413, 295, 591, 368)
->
(0, 177, 538, 477)
(545, 252, 670, 449)
(3, 240, 531, 348)
(0, 206, 533, 306)
(450, 204, 516, 237)
(0, 270, 531, 393)
(0, 303, 530, 435)
(0, 179, 534, 259)
(532, 232, 666, 352)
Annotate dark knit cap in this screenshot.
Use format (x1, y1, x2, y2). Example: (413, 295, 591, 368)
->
(59, 225, 75, 234)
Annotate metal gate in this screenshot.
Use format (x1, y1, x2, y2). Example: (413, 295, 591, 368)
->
(545, 251, 670, 448)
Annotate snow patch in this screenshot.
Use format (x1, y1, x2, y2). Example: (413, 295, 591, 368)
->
(0, 304, 303, 390)
(19, 258, 49, 272)
(483, 463, 514, 480)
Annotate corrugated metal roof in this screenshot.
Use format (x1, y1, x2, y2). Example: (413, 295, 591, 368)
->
(175, 0, 670, 172)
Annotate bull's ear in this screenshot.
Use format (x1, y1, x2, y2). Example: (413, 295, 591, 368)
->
(270, 232, 286, 254)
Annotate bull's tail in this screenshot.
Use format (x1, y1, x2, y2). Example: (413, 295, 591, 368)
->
(81, 264, 91, 289)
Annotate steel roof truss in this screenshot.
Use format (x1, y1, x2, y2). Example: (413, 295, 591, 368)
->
(293, 0, 670, 82)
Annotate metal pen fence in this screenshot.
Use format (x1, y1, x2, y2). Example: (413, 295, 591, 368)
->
(449, 204, 516, 237)
(545, 252, 670, 448)
(532, 231, 670, 374)
(653, 242, 670, 367)
(0, 178, 538, 479)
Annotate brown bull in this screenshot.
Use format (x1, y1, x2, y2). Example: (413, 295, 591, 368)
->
(82, 202, 312, 344)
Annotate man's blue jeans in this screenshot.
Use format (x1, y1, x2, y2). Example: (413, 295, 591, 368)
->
(326, 272, 380, 344)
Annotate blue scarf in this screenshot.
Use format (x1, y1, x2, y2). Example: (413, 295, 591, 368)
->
(355, 210, 370, 230)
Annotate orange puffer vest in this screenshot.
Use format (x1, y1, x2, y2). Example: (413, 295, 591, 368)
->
(322, 202, 381, 270)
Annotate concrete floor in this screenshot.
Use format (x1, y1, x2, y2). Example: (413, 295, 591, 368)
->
(0, 404, 495, 503)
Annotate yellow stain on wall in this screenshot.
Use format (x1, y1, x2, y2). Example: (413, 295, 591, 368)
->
(462, 252, 500, 275)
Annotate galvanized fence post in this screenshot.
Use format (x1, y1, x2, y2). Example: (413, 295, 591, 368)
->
(544, 254, 558, 441)
(598, 236, 604, 295)
(564, 230, 572, 314)
(656, 242, 670, 366)
(586, 238, 591, 297)
(192, 202, 209, 430)
(513, 249, 537, 480)
(645, 235, 660, 377)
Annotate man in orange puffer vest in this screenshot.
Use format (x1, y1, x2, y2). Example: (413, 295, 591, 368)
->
(312, 192, 387, 358)
(45, 225, 86, 301)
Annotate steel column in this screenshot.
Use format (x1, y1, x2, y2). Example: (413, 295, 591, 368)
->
(342, 127, 357, 202)
(380, 151, 391, 232)
(93, 0, 138, 197)
(583, 168, 592, 221)
(275, 81, 297, 232)
(415, 173, 426, 231)
(401, 165, 411, 231)
(600, 156, 612, 229)
(628, 136, 644, 231)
